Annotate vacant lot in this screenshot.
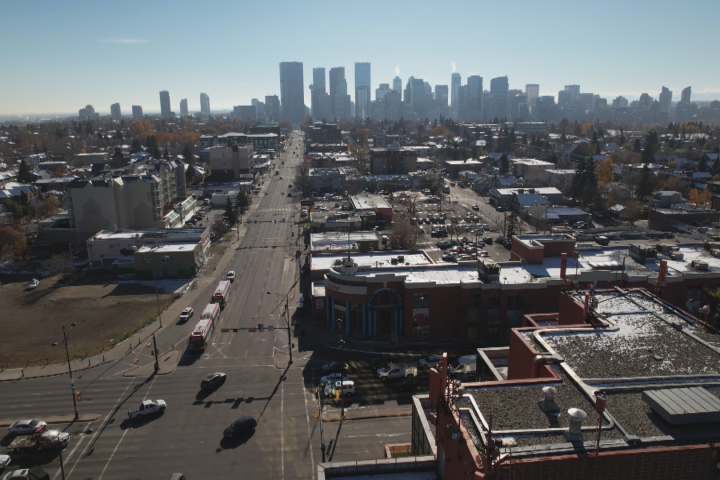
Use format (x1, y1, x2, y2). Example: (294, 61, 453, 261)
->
(0, 277, 175, 368)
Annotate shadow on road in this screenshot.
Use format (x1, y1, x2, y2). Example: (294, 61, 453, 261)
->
(119, 410, 165, 430)
(177, 349, 201, 367)
(217, 430, 254, 451)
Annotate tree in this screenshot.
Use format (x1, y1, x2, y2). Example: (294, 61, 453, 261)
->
(0, 225, 26, 262)
(42, 251, 75, 281)
(294, 166, 312, 195)
(389, 217, 419, 250)
(145, 135, 160, 158)
(17, 159, 31, 183)
(688, 188, 711, 208)
(427, 169, 445, 196)
(35, 197, 59, 219)
(130, 138, 142, 153)
(634, 139, 641, 152)
(698, 156, 709, 172)
(596, 158, 615, 188)
(109, 147, 125, 168)
(182, 143, 195, 165)
(635, 163, 655, 200)
(1, 199, 23, 220)
(506, 211, 518, 238)
(235, 190, 249, 214)
(499, 154, 509, 174)
(224, 197, 237, 227)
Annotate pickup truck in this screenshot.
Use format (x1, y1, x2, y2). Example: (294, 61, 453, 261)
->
(448, 355, 477, 375)
(8, 429, 69, 452)
(127, 399, 166, 419)
(377, 364, 418, 380)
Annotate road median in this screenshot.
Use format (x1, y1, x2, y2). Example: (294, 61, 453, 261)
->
(0, 413, 103, 427)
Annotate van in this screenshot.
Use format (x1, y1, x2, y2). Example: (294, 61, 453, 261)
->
(448, 355, 477, 375)
(324, 380, 356, 397)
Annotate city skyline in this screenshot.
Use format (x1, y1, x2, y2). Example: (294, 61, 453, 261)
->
(1, 0, 719, 115)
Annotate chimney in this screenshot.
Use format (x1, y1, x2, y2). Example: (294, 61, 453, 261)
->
(537, 386, 559, 413)
(564, 408, 586, 442)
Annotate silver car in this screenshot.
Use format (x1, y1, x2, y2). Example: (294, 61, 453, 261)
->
(8, 419, 47, 436)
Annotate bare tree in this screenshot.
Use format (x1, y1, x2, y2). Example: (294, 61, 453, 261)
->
(389, 218, 419, 250)
(43, 252, 75, 281)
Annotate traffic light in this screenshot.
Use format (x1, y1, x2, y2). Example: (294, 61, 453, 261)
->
(76, 391, 82, 402)
(335, 390, 340, 401)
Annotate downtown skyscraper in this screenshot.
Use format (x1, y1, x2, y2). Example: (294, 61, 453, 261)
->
(200, 93, 211, 117)
(159, 90, 171, 118)
(310, 67, 326, 119)
(279, 61, 305, 124)
(355, 62, 371, 119)
(451, 73, 461, 108)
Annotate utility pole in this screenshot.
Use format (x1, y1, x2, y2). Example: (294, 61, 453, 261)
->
(285, 296, 293, 365)
(152, 334, 159, 373)
(62, 326, 79, 419)
(59, 448, 66, 480)
(319, 385, 325, 462)
(67, 243, 75, 280)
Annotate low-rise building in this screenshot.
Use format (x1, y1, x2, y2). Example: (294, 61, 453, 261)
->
(0, 182, 38, 205)
(207, 144, 253, 179)
(349, 193, 392, 221)
(489, 187, 563, 208)
(444, 159, 483, 176)
(74, 152, 108, 166)
(199, 132, 278, 152)
(307, 123, 342, 144)
(510, 158, 555, 186)
(421, 287, 720, 479)
(545, 168, 575, 190)
(648, 207, 719, 232)
(369, 146, 418, 175)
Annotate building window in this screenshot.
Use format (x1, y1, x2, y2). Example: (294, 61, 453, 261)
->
(488, 293, 500, 309)
(508, 294, 524, 310)
(413, 292, 429, 308)
(468, 294, 481, 324)
(162, 256, 172, 263)
(686, 286, 702, 302)
(412, 324, 429, 339)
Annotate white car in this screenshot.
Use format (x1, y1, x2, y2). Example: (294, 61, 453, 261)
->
(179, 307, 194, 322)
(27, 279, 39, 290)
(3, 470, 29, 480)
(418, 355, 443, 369)
(226, 271, 236, 282)
(320, 372, 350, 385)
(0, 455, 10, 469)
(8, 420, 46, 437)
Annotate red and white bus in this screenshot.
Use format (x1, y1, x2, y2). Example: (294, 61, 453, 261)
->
(188, 303, 220, 352)
(211, 280, 231, 309)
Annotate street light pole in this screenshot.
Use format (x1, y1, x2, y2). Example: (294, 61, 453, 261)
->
(153, 270, 162, 328)
(61, 326, 78, 419)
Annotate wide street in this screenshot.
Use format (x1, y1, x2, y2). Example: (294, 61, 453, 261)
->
(0, 132, 412, 479)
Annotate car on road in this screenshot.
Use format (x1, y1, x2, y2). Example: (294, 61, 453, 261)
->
(2, 470, 30, 480)
(320, 372, 350, 385)
(8, 420, 46, 437)
(393, 378, 426, 392)
(472, 205, 479, 211)
(437, 241, 452, 249)
(179, 307, 194, 322)
(322, 361, 349, 373)
(224, 416, 257, 437)
(127, 400, 166, 419)
(38, 430, 70, 449)
(226, 271, 236, 282)
(0, 455, 10, 469)
(377, 364, 418, 380)
(418, 354, 443, 369)
(200, 372, 227, 390)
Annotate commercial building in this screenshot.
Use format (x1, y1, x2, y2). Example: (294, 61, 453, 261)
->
(207, 144, 253, 179)
(307, 123, 341, 144)
(78, 105, 99, 121)
(233, 105, 256, 121)
(200, 92, 211, 116)
(488, 76, 509, 120)
(310, 67, 326, 119)
(369, 146, 418, 175)
(86, 227, 209, 269)
(312, 233, 720, 341)
(451, 73, 461, 108)
(179, 98, 188, 118)
(434, 85, 448, 108)
(110, 103, 121, 120)
(489, 186, 563, 208)
(199, 132, 278, 152)
(525, 83, 539, 113)
(349, 193, 392, 220)
(510, 158, 556, 185)
(355, 62, 371, 119)
(467, 75, 483, 118)
(279, 61, 305, 124)
(159, 90, 172, 118)
(66, 159, 190, 240)
(132, 105, 143, 119)
(264, 95, 280, 121)
(422, 287, 720, 479)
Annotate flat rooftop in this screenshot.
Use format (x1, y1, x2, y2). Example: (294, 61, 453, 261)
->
(349, 193, 391, 211)
(137, 242, 198, 253)
(311, 251, 432, 271)
(90, 228, 207, 241)
(460, 288, 720, 456)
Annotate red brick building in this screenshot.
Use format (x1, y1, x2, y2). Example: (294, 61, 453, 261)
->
(416, 288, 720, 479)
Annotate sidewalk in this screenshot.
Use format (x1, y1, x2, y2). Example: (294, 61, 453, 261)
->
(322, 405, 411, 422)
(0, 190, 268, 382)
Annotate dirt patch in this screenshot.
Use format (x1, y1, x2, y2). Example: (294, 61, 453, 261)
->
(0, 278, 175, 368)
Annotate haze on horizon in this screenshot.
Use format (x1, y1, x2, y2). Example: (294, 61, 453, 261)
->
(1, 0, 719, 116)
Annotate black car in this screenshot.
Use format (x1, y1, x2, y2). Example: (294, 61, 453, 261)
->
(394, 378, 426, 392)
(224, 416, 257, 437)
(200, 372, 227, 390)
(483, 237, 493, 245)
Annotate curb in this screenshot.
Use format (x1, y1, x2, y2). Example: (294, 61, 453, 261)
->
(0, 413, 103, 427)
(322, 407, 411, 422)
(0, 359, 114, 383)
(123, 350, 180, 377)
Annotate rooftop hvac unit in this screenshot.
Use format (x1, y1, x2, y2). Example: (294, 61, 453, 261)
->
(692, 260, 709, 271)
(670, 252, 684, 260)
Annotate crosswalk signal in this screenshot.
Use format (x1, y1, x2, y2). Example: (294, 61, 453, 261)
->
(76, 391, 82, 402)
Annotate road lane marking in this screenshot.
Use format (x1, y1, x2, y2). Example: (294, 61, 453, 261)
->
(52, 421, 91, 480)
(281, 377, 285, 480)
(98, 375, 158, 480)
(302, 380, 316, 478)
(66, 378, 135, 479)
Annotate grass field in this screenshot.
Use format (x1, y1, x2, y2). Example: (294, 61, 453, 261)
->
(0, 277, 175, 368)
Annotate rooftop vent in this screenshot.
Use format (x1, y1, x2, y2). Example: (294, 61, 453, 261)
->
(692, 260, 709, 271)
(564, 408, 587, 442)
(537, 386, 559, 413)
(642, 387, 720, 425)
(670, 252, 684, 260)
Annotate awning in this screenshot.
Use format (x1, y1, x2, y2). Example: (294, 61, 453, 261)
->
(413, 313, 429, 325)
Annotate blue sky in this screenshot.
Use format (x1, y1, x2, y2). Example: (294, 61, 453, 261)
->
(1, 0, 719, 115)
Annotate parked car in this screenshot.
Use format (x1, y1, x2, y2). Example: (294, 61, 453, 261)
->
(483, 237, 493, 244)
(377, 364, 418, 380)
(0, 454, 11, 469)
(594, 235, 610, 246)
(223, 416, 257, 437)
(27, 279, 39, 290)
(320, 372, 350, 385)
(393, 378, 426, 392)
(322, 361, 349, 373)
(179, 307, 194, 322)
(226, 271, 236, 282)
(418, 354, 443, 369)
(2, 470, 30, 480)
(200, 372, 227, 390)
(472, 205, 479, 211)
(324, 380, 356, 397)
(8, 420, 46, 437)
(479, 251, 489, 257)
